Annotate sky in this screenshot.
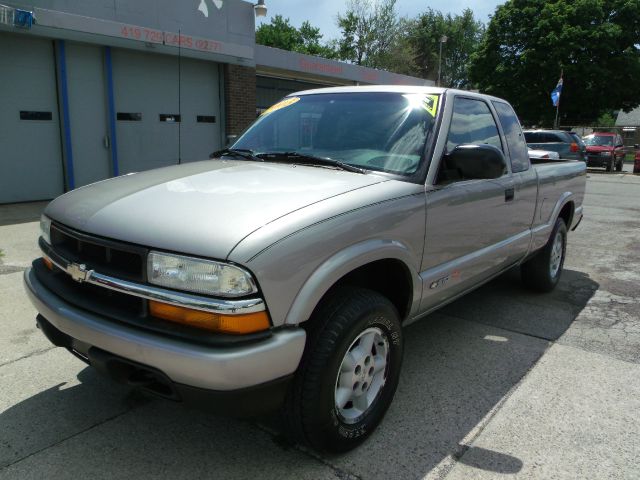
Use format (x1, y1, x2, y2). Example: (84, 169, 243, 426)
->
(255, 0, 504, 41)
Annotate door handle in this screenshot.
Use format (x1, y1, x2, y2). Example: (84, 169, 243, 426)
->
(505, 187, 515, 202)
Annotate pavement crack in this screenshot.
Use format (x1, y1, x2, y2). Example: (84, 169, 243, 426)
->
(441, 311, 555, 342)
(0, 265, 27, 275)
(0, 406, 136, 471)
(0, 347, 55, 369)
(253, 422, 362, 480)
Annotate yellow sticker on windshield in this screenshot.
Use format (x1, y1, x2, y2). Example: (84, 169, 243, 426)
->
(261, 97, 300, 117)
(423, 95, 439, 117)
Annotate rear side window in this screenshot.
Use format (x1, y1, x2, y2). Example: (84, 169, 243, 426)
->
(524, 132, 538, 143)
(492, 101, 530, 172)
(446, 97, 502, 152)
(558, 132, 574, 143)
(524, 131, 566, 144)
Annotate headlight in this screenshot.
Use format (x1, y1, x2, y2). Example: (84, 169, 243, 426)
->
(147, 252, 258, 297)
(40, 215, 51, 244)
(600, 151, 612, 156)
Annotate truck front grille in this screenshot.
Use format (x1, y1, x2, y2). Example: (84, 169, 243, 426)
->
(50, 223, 146, 282)
(37, 223, 271, 347)
(36, 260, 146, 319)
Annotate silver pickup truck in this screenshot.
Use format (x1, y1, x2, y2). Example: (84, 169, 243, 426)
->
(24, 86, 586, 453)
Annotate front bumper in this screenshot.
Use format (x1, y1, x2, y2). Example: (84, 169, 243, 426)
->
(586, 155, 612, 168)
(24, 267, 305, 395)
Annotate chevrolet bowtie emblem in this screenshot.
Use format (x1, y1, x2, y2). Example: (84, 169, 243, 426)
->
(67, 263, 92, 283)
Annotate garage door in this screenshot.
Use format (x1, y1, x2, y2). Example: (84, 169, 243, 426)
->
(64, 43, 111, 187)
(179, 58, 222, 162)
(112, 49, 221, 174)
(0, 32, 64, 203)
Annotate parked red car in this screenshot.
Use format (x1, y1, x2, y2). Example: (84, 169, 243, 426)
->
(634, 145, 640, 174)
(583, 132, 625, 172)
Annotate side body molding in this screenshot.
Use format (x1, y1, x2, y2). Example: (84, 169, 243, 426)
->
(284, 239, 423, 326)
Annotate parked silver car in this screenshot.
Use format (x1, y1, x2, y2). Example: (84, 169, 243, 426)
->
(25, 87, 586, 453)
(528, 147, 561, 161)
(524, 129, 588, 162)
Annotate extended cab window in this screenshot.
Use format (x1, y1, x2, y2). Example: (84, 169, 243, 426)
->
(492, 101, 530, 173)
(446, 97, 502, 152)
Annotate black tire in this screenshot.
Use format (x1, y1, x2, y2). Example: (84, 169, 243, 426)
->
(616, 158, 623, 172)
(521, 218, 567, 292)
(282, 287, 403, 453)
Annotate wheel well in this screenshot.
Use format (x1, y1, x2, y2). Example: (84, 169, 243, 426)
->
(558, 201, 574, 228)
(322, 259, 413, 321)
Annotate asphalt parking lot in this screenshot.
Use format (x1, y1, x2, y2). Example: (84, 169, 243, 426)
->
(1, 165, 639, 479)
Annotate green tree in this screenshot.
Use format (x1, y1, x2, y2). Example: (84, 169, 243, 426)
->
(256, 15, 336, 58)
(469, 0, 640, 126)
(596, 112, 616, 127)
(407, 8, 484, 88)
(335, 0, 408, 70)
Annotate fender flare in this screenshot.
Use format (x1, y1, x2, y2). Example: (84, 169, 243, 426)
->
(284, 239, 422, 326)
(549, 192, 575, 228)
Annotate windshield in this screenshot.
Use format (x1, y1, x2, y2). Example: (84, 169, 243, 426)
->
(232, 92, 440, 176)
(584, 135, 613, 146)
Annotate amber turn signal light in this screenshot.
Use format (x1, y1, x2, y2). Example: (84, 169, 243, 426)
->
(43, 257, 54, 270)
(149, 301, 270, 334)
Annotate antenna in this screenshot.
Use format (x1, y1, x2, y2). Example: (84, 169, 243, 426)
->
(178, 28, 182, 164)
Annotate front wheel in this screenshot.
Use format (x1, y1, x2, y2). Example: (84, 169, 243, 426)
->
(606, 158, 614, 172)
(521, 218, 567, 292)
(616, 158, 623, 172)
(282, 287, 403, 453)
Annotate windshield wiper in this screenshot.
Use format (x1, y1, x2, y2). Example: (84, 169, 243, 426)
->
(257, 151, 366, 174)
(210, 148, 263, 162)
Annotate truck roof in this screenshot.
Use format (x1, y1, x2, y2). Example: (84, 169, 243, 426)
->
(292, 85, 445, 95)
(289, 85, 507, 104)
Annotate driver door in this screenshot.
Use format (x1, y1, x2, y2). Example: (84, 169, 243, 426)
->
(419, 96, 517, 311)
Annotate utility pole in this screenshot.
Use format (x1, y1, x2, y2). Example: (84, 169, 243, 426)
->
(438, 35, 447, 87)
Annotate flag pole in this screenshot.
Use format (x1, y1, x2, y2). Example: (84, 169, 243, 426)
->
(554, 69, 563, 128)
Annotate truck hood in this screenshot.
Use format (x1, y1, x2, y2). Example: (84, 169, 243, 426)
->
(45, 160, 388, 259)
(586, 145, 613, 153)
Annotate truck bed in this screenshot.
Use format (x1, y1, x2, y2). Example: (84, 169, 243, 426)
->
(530, 160, 586, 251)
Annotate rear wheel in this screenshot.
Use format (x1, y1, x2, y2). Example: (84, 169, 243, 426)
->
(282, 287, 403, 453)
(521, 218, 567, 292)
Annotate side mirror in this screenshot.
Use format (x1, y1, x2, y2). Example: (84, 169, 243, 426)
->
(634, 144, 639, 150)
(443, 144, 507, 180)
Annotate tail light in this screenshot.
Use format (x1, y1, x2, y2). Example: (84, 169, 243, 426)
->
(570, 143, 579, 152)
(542, 154, 549, 159)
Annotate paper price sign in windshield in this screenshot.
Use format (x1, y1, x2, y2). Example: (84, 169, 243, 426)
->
(423, 95, 439, 117)
(261, 97, 300, 117)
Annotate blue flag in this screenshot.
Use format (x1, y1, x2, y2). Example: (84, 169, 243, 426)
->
(551, 77, 563, 106)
